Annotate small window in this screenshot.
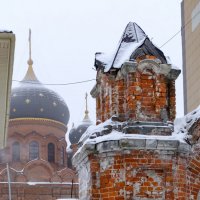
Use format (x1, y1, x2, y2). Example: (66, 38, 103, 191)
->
(48, 143, 55, 163)
(60, 146, 65, 165)
(29, 141, 39, 160)
(12, 142, 20, 161)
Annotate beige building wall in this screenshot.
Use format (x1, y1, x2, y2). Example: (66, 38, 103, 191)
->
(182, 0, 200, 114)
(0, 32, 15, 148)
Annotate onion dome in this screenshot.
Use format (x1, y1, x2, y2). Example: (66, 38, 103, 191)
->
(69, 93, 93, 144)
(9, 30, 70, 126)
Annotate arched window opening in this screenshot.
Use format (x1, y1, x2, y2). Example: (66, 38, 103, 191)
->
(29, 141, 39, 160)
(12, 142, 20, 161)
(48, 143, 55, 163)
(60, 146, 65, 165)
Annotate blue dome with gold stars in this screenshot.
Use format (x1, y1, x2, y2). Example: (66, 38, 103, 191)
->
(10, 64, 70, 126)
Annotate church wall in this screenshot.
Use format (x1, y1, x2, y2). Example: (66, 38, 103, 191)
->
(0, 183, 79, 200)
(5, 120, 67, 167)
(8, 119, 67, 139)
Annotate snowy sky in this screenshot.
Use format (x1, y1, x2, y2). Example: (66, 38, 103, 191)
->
(0, 0, 183, 133)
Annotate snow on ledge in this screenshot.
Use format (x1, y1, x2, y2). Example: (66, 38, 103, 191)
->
(74, 117, 190, 157)
(173, 105, 200, 141)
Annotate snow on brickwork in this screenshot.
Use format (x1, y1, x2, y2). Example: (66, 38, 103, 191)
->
(75, 117, 188, 157)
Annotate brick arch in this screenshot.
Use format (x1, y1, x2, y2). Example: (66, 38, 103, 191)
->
(58, 167, 77, 182)
(24, 131, 44, 143)
(24, 159, 54, 181)
(8, 132, 25, 144)
(0, 167, 17, 181)
(44, 134, 59, 143)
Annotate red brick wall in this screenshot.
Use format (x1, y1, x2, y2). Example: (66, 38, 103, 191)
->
(73, 136, 194, 200)
(3, 119, 67, 166)
(0, 183, 79, 200)
(88, 150, 186, 200)
(73, 139, 200, 200)
(185, 148, 200, 199)
(95, 60, 177, 124)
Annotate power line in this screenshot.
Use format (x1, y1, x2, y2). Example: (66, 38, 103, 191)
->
(12, 78, 96, 86)
(11, 9, 200, 87)
(159, 8, 200, 48)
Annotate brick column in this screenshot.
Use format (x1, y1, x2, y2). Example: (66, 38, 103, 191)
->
(92, 60, 180, 124)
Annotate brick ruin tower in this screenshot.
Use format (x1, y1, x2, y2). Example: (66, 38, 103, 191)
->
(73, 22, 194, 199)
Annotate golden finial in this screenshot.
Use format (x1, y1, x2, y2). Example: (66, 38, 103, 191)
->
(22, 29, 39, 82)
(83, 92, 89, 121)
(27, 29, 33, 66)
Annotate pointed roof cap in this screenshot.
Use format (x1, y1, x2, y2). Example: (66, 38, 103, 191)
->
(95, 22, 167, 72)
(120, 22, 146, 43)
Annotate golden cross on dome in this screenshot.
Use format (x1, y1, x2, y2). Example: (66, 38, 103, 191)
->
(27, 29, 33, 66)
(23, 29, 39, 82)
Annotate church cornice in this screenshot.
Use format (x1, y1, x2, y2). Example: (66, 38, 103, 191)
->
(9, 117, 67, 132)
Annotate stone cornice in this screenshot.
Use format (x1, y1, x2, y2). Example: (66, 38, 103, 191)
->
(73, 138, 191, 167)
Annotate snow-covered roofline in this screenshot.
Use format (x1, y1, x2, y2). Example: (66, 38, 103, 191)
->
(95, 22, 169, 72)
(73, 117, 191, 166)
